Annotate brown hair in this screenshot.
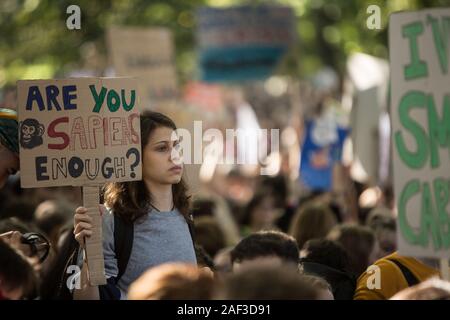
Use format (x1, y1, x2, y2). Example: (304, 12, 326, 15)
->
(288, 202, 337, 250)
(128, 263, 215, 300)
(216, 261, 319, 300)
(0, 240, 37, 299)
(103, 111, 190, 223)
(327, 224, 376, 277)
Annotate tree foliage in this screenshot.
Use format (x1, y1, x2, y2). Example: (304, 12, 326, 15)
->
(0, 0, 448, 86)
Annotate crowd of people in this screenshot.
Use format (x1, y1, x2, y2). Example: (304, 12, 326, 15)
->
(0, 103, 449, 301)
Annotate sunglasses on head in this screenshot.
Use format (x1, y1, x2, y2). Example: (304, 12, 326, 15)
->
(20, 232, 51, 263)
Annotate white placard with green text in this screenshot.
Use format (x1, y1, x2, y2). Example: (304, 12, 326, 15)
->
(389, 8, 450, 258)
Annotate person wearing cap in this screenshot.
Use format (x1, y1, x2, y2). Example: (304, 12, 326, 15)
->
(0, 108, 19, 188)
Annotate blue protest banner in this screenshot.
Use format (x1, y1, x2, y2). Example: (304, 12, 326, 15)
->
(196, 5, 295, 82)
(300, 118, 349, 191)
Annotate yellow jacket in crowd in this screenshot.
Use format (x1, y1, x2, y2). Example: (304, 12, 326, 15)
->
(354, 252, 440, 300)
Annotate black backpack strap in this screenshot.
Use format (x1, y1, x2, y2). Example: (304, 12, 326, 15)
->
(113, 215, 134, 283)
(56, 234, 80, 300)
(186, 213, 196, 245)
(388, 258, 419, 287)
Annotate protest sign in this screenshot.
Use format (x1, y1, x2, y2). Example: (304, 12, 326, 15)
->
(196, 5, 295, 82)
(300, 114, 349, 192)
(107, 26, 178, 110)
(17, 77, 142, 285)
(347, 53, 390, 184)
(389, 9, 450, 261)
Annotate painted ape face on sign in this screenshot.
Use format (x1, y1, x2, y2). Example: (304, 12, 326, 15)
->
(20, 119, 45, 149)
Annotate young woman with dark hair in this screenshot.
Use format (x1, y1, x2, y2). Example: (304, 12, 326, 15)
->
(72, 111, 196, 299)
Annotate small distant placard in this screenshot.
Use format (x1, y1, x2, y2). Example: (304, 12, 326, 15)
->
(107, 27, 178, 109)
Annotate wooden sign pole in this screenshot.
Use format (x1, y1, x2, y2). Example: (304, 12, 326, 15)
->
(83, 186, 106, 286)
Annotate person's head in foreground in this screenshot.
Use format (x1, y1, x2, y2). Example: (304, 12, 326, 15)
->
(0, 240, 37, 300)
(128, 263, 214, 300)
(390, 278, 450, 300)
(230, 230, 299, 270)
(300, 238, 351, 273)
(0, 108, 19, 188)
(215, 261, 321, 300)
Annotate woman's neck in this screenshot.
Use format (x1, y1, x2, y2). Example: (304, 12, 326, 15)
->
(144, 180, 174, 212)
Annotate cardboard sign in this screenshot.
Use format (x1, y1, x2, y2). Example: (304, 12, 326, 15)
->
(196, 5, 295, 82)
(389, 9, 450, 258)
(17, 78, 142, 188)
(18, 77, 142, 285)
(347, 53, 390, 184)
(107, 27, 178, 110)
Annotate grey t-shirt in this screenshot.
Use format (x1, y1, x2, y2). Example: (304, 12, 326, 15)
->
(102, 207, 197, 297)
